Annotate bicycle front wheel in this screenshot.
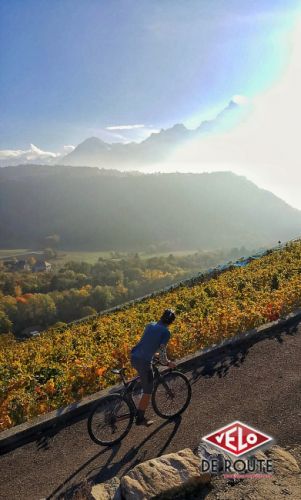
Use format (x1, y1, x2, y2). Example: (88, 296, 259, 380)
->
(152, 371, 191, 419)
(87, 394, 134, 446)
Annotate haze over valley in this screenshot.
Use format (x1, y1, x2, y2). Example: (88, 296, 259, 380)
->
(0, 165, 300, 252)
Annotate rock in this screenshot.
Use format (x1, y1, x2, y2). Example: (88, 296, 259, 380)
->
(120, 448, 210, 500)
(198, 443, 271, 475)
(92, 476, 121, 500)
(195, 445, 301, 500)
(198, 442, 232, 473)
(266, 446, 300, 475)
(253, 449, 267, 461)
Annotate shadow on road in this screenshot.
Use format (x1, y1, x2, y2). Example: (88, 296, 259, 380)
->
(48, 416, 182, 499)
(272, 321, 298, 343)
(189, 320, 298, 384)
(190, 344, 250, 382)
(46, 445, 113, 499)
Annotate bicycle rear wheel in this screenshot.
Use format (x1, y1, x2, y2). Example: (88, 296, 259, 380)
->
(152, 371, 191, 419)
(87, 394, 134, 446)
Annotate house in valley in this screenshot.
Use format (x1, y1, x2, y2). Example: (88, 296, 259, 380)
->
(33, 260, 52, 272)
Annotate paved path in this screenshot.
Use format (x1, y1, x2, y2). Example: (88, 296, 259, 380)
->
(0, 323, 301, 499)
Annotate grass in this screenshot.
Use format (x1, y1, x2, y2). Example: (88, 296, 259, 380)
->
(55, 250, 197, 264)
(0, 248, 197, 265)
(139, 250, 198, 259)
(0, 249, 30, 259)
(54, 251, 115, 264)
(0, 249, 47, 265)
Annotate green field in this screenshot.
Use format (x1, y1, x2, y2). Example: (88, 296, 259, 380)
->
(54, 251, 116, 264)
(0, 248, 197, 266)
(0, 249, 34, 259)
(53, 249, 197, 264)
(139, 250, 198, 259)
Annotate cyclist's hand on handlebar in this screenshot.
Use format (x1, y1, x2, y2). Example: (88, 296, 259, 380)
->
(168, 361, 176, 369)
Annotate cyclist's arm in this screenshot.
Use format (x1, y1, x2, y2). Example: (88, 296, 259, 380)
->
(158, 344, 170, 365)
(157, 328, 176, 368)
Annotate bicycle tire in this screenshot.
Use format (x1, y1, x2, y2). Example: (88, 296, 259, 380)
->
(87, 393, 134, 446)
(152, 371, 191, 419)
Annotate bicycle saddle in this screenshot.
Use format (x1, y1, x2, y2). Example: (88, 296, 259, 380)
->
(111, 368, 125, 375)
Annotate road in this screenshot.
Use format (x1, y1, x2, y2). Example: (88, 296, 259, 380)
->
(0, 322, 301, 499)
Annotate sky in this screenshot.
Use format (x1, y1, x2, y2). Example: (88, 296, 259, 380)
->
(166, 15, 301, 210)
(1, 1, 301, 206)
(0, 1, 299, 147)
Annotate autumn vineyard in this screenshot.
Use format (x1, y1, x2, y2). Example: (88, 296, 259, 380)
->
(1, 240, 301, 431)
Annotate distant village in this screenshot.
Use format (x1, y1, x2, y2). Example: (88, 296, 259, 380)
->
(1, 258, 52, 273)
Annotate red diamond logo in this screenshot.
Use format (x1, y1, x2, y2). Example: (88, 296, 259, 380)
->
(203, 421, 273, 457)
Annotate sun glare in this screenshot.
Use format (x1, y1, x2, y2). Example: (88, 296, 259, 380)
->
(232, 95, 249, 105)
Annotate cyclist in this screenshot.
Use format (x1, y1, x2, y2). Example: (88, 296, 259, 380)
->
(131, 309, 176, 426)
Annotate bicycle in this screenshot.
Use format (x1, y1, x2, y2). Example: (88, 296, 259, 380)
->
(87, 357, 192, 446)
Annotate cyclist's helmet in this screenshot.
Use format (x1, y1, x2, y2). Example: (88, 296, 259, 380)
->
(160, 309, 176, 325)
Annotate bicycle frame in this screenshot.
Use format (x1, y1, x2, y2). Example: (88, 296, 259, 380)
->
(115, 361, 169, 417)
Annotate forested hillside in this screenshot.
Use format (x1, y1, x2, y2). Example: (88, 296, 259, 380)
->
(0, 165, 300, 250)
(0, 248, 248, 334)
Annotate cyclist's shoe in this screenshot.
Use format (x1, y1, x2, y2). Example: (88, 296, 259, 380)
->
(135, 416, 154, 427)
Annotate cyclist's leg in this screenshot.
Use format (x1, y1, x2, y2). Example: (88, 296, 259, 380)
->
(131, 356, 154, 425)
(138, 393, 151, 411)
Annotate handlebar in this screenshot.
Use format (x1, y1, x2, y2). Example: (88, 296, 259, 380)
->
(152, 355, 168, 366)
(152, 356, 176, 369)
(152, 355, 160, 365)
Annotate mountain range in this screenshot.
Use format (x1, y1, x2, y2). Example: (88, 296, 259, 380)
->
(0, 165, 300, 251)
(0, 99, 245, 169)
(60, 99, 243, 168)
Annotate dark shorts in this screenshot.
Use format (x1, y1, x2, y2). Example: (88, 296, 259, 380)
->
(131, 355, 154, 394)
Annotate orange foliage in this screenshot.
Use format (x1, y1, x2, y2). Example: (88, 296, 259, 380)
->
(1, 241, 301, 431)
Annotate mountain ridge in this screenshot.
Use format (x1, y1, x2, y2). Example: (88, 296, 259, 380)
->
(60, 99, 244, 168)
(0, 98, 246, 168)
(0, 166, 300, 251)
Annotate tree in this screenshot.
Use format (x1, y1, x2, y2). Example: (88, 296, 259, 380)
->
(27, 256, 36, 267)
(124, 267, 144, 282)
(0, 310, 12, 333)
(114, 282, 128, 304)
(80, 306, 97, 318)
(90, 286, 113, 312)
(64, 261, 92, 275)
(1, 296, 18, 329)
(52, 288, 89, 322)
(51, 321, 67, 330)
(3, 276, 15, 295)
(43, 248, 56, 260)
(17, 294, 57, 329)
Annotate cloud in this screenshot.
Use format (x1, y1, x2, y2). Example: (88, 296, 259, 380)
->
(0, 144, 67, 166)
(0, 148, 24, 159)
(0, 144, 59, 160)
(0, 144, 78, 162)
(231, 94, 249, 105)
(88, 125, 160, 144)
(106, 124, 145, 130)
(29, 144, 59, 158)
(63, 145, 75, 153)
